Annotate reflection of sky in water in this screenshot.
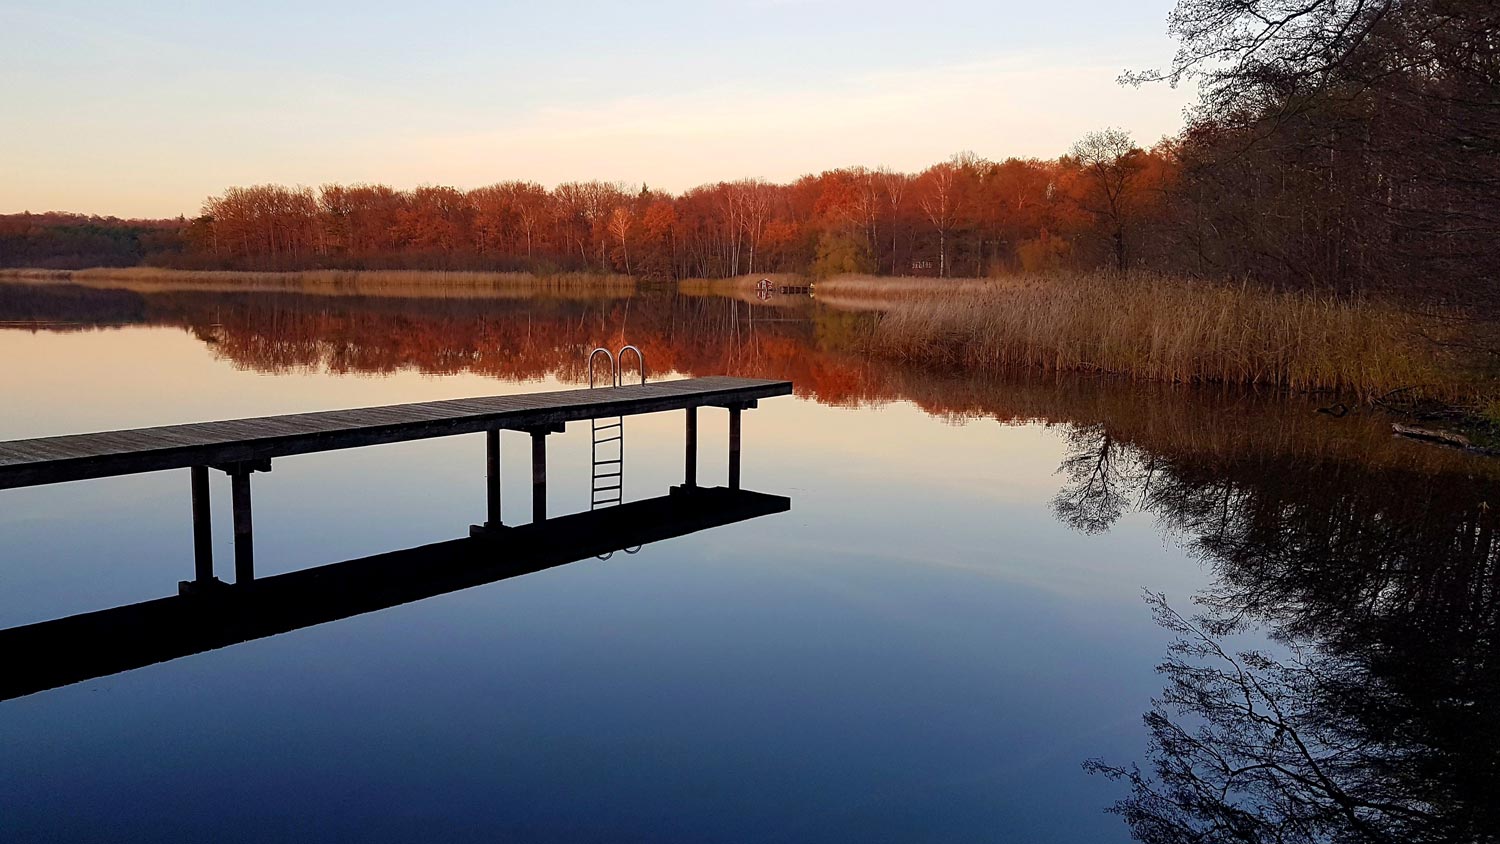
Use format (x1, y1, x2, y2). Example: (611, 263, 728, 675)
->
(1, 323, 1210, 842)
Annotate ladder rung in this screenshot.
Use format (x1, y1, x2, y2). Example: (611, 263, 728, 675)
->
(594, 458, 621, 465)
(593, 471, 622, 479)
(592, 483, 622, 492)
(593, 435, 622, 444)
(592, 421, 622, 429)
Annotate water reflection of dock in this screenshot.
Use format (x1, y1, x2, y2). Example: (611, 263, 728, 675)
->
(0, 486, 789, 702)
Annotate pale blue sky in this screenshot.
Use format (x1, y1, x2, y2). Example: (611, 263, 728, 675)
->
(1, 0, 1193, 217)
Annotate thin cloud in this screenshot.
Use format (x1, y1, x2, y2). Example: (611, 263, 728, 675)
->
(389, 53, 1193, 191)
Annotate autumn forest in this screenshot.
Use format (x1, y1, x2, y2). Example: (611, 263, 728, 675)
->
(3, 0, 1494, 313)
(0, 139, 1175, 281)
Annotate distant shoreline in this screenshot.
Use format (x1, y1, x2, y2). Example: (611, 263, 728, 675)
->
(0, 268, 640, 302)
(0, 267, 636, 289)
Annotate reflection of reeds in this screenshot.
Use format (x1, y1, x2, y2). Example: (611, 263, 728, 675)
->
(875, 368, 1500, 479)
(678, 273, 801, 295)
(677, 277, 814, 308)
(815, 274, 1001, 302)
(0, 268, 636, 297)
(819, 273, 1487, 401)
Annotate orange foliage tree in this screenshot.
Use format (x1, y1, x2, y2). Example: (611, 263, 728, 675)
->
(180, 139, 1184, 277)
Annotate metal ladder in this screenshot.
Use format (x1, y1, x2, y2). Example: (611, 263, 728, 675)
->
(587, 346, 646, 558)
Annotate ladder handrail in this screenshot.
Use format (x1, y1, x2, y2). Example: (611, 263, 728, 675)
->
(586, 344, 643, 560)
(587, 347, 615, 388)
(616, 345, 645, 386)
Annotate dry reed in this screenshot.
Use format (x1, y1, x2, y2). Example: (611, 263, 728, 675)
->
(826, 272, 1482, 401)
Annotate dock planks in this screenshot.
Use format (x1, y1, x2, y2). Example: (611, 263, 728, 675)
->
(0, 376, 791, 489)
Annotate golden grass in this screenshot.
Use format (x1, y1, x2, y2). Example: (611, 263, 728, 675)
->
(0, 267, 636, 299)
(822, 272, 1486, 401)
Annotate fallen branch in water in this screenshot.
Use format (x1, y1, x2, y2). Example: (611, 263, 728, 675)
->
(1393, 423, 1472, 447)
(1392, 423, 1499, 457)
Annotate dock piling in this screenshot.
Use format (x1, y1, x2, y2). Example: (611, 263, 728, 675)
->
(229, 467, 255, 583)
(190, 465, 213, 583)
(527, 424, 563, 523)
(485, 429, 502, 528)
(729, 406, 742, 490)
(212, 458, 270, 584)
(531, 429, 546, 523)
(685, 407, 698, 487)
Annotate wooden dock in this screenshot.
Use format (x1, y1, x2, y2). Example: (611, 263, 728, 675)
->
(0, 376, 789, 489)
(0, 376, 793, 587)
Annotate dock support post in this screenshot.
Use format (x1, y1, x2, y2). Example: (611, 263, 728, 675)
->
(728, 405, 742, 490)
(485, 429, 502, 528)
(212, 458, 270, 584)
(685, 407, 698, 488)
(229, 468, 255, 583)
(190, 465, 213, 583)
(531, 428, 549, 524)
(518, 422, 562, 525)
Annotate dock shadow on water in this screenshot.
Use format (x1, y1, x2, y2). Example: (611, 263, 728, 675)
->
(0, 277, 1496, 842)
(0, 486, 790, 702)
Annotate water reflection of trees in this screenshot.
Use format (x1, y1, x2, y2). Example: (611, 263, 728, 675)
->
(0, 281, 891, 404)
(0, 281, 148, 328)
(10, 280, 1500, 839)
(1052, 427, 1143, 534)
(1062, 415, 1500, 842)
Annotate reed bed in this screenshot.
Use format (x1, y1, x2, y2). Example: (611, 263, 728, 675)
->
(832, 272, 1482, 401)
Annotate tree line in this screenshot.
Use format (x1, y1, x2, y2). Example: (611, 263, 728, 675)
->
(5, 0, 1492, 306)
(173, 146, 1180, 281)
(0, 213, 188, 269)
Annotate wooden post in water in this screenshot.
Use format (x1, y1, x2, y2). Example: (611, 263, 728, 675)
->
(530, 428, 548, 524)
(229, 468, 254, 583)
(190, 465, 213, 583)
(485, 429, 502, 528)
(685, 407, 698, 487)
(728, 406, 742, 490)
(213, 458, 269, 584)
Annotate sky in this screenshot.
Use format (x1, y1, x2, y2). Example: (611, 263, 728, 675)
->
(0, 0, 1195, 219)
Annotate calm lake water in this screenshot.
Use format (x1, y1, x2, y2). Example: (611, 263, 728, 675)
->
(1, 279, 1495, 842)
